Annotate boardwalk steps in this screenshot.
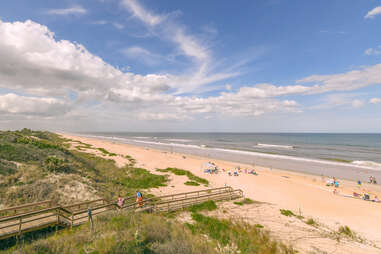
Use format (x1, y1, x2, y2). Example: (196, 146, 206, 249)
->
(0, 186, 243, 240)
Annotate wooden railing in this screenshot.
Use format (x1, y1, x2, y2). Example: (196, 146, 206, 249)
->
(0, 186, 243, 240)
(0, 200, 54, 218)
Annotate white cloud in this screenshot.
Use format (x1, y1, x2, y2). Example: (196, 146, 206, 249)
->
(365, 46, 381, 55)
(138, 112, 192, 121)
(46, 5, 87, 16)
(1, 17, 380, 128)
(311, 94, 365, 109)
(370, 98, 381, 104)
(365, 6, 381, 19)
(0, 93, 70, 116)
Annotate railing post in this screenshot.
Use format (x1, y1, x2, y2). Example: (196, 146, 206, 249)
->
(18, 217, 22, 235)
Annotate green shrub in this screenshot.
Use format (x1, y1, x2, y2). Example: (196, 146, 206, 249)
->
(306, 218, 317, 226)
(234, 198, 255, 206)
(280, 209, 296, 217)
(189, 200, 217, 213)
(188, 213, 296, 253)
(0, 159, 17, 175)
(44, 156, 71, 173)
(3, 212, 215, 254)
(184, 181, 200, 186)
(157, 168, 209, 186)
(338, 226, 355, 238)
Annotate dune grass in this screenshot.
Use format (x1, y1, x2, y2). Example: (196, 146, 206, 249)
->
(234, 198, 256, 206)
(184, 181, 200, 186)
(188, 200, 217, 213)
(187, 213, 296, 254)
(156, 167, 209, 186)
(0, 129, 168, 206)
(1, 212, 215, 254)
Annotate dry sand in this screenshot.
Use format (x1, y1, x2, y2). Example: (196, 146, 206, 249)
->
(61, 133, 381, 253)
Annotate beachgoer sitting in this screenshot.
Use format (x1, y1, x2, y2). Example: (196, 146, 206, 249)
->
(228, 171, 232, 176)
(357, 180, 362, 188)
(334, 181, 339, 188)
(374, 196, 380, 202)
(117, 195, 125, 208)
(363, 193, 370, 200)
(234, 171, 239, 176)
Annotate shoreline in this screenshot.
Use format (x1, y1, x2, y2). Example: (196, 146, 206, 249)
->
(68, 132, 381, 183)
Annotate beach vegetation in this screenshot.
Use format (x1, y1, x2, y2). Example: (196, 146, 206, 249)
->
(97, 147, 117, 156)
(338, 226, 355, 238)
(187, 213, 297, 254)
(234, 198, 255, 206)
(0, 130, 167, 206)
(1, 212, 215, 254)
(188, 200, 217, 213)
(0, 159, 17, 175)
(280, 209, 296, 217)
(157, 167, 209, 186)
(184, 181, 200, 186)
(305, 218, 317, 226)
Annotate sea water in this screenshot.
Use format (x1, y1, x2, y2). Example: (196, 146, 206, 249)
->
(79, 132, 381, 181)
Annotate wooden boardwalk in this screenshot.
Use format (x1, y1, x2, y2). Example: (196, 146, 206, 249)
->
(0, 186, 243, 240)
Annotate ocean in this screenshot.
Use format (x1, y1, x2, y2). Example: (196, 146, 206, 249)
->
(79, 132, 381, 181)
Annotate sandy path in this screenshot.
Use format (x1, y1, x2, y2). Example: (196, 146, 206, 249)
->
(60, 133, 381, 252)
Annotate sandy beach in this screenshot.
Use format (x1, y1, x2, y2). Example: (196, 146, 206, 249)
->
(61, 133, 381, 253)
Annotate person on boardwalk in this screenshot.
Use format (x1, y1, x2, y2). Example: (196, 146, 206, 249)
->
(117, 195, 125, 209)
(136, 191, 143, 208)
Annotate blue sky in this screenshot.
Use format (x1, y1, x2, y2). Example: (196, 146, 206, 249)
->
(0, 0, 381, 132)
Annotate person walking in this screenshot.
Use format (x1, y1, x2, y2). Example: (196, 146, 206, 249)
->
(136, 191, 143, 208)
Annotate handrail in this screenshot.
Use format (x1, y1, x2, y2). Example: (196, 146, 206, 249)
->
(62, 198, 108, 210)
(0, 186, 244, 241)
(0, 200, 53, 214)
(124, 186, 233, 206)
(0, 206, 61, 223)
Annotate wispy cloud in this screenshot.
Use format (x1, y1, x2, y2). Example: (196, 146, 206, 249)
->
(91, 20, 125, 29)
(365, 6, 381, 19)
(122, 46, 168, 66)
(121, 0, 165, 26)
(120, 0, 239, 94)
(47, 5, 87, 16)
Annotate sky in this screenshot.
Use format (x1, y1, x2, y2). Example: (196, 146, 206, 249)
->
(0, 0, 381, 132)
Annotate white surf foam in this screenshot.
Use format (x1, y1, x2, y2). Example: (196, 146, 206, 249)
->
(165, 139, 192, 142)
(352, 160, 381, 169)
(256, 143, 294, 149)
